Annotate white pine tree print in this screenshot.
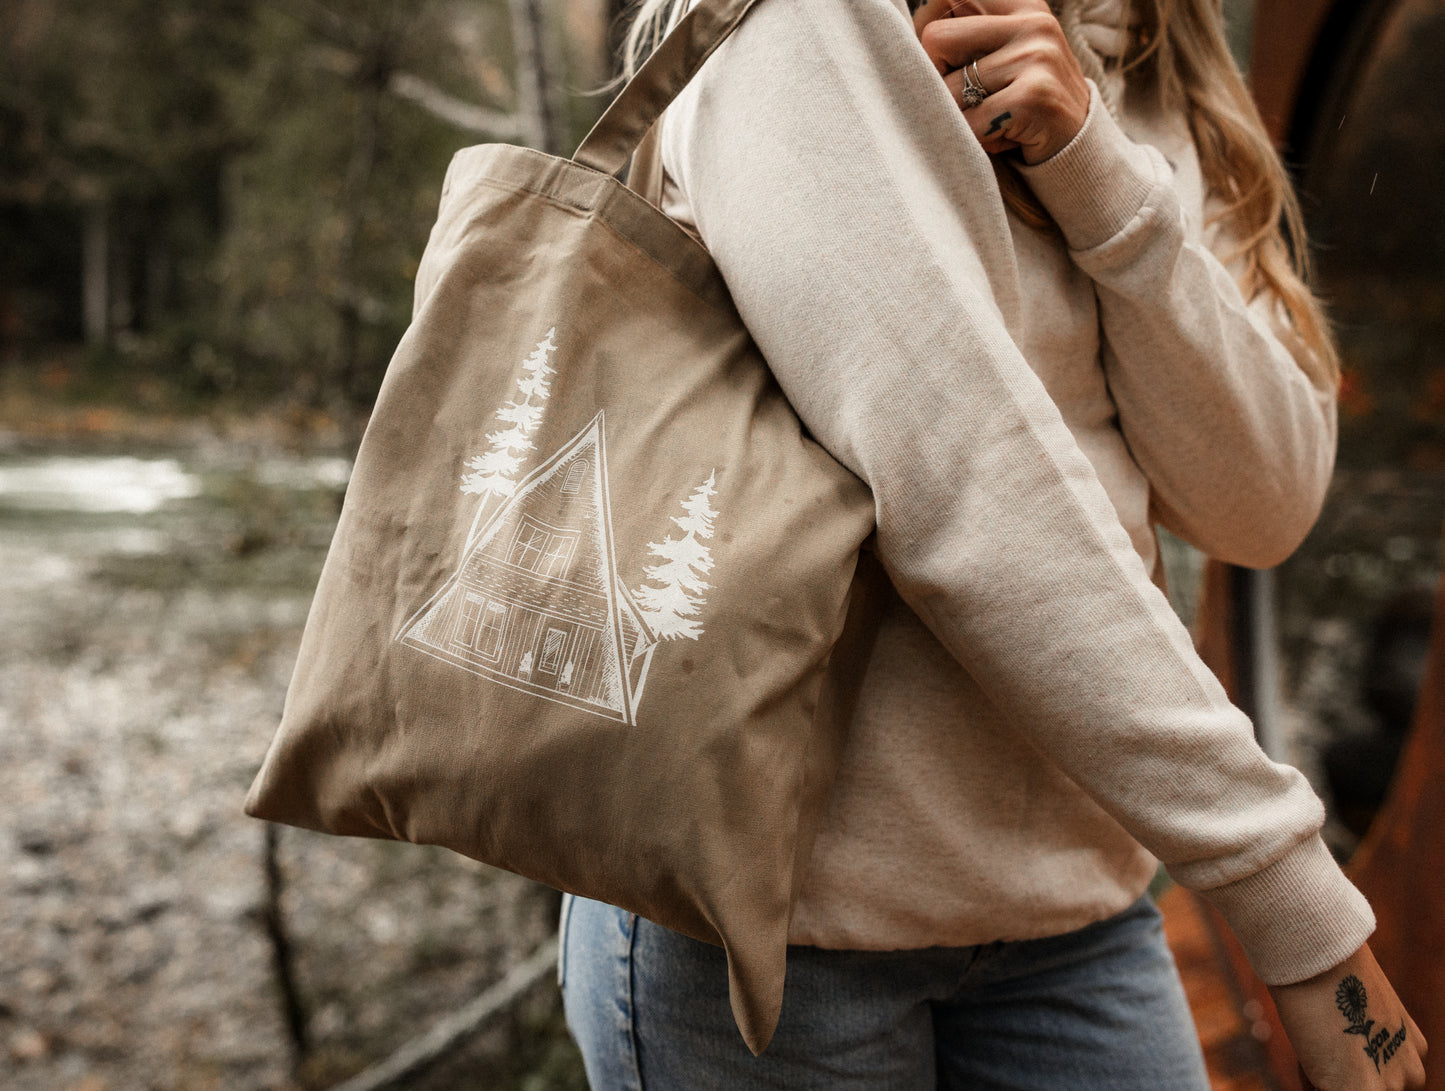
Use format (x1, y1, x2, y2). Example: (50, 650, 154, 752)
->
(634, 471, 719, 641)
(459, 328, 557, 499)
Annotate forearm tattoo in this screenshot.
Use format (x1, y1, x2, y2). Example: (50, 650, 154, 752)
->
(985, 111, 1012, 136)
(1336, 975, 1408, 1072)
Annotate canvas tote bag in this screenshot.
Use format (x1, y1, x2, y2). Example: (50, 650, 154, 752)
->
(243, 0, 877, 1055)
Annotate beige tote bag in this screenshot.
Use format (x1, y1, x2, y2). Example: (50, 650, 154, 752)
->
(243, 0, 876, 1055)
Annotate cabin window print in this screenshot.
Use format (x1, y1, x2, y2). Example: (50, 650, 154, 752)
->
(456, 593, 485, 647)
(398, 329, 722, 726)
(540, 532, 576, 578)
(478, 603, 508, 660)
(508, 521, 550, 571)
(507, 517, 577, 579)
(454, 594, 508, 660)
(561, 459, 587, 496)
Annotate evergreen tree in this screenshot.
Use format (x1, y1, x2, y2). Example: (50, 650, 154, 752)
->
(635, 471, 719, 641)
(0, 0, 614, 399)
(460, 328, 556, 499)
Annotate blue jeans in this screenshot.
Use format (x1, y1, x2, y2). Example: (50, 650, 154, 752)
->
(559, 892, 1209, 1090)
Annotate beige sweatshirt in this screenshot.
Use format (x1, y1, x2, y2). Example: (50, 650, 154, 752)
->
(655, 0, 1374, 985)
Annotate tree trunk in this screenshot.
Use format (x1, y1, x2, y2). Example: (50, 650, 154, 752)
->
(508, 0, 559, 153)
(144, 215, 171, 333)
(333, 46, 386, 433)
(82, 200, 109, 348)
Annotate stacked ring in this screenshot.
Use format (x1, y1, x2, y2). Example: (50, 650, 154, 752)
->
(960, 60, 990, 108)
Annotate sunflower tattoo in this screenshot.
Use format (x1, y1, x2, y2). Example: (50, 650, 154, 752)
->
(1335, 973, 1408, 1072)
(1335, 974, 1370, 1033)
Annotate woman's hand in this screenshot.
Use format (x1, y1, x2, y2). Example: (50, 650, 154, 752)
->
(913, 0, 1091, 164)
(1269, 943, 1427, 1090)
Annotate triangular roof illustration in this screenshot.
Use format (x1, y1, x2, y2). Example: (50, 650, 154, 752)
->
(398, 411, 658, 724)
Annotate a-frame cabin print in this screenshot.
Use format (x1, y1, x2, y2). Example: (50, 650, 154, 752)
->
(399, 412, 659, 724)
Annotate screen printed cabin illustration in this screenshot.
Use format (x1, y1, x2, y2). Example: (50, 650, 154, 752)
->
(400, 413, 662, 722)
(397, 330, 721, 726)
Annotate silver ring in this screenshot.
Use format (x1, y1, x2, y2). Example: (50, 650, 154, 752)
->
(961, 60, 990, 108)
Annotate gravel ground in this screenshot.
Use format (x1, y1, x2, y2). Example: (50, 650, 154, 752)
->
(0, 434, 586, 1091)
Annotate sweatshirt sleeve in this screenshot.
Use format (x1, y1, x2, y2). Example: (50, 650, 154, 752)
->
(1017, 85, 1338, 569)
(660, 0, 1371, 983)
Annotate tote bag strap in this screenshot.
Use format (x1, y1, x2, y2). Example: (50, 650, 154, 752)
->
(626, 120, 667, 207)
(573, 0, 764, 179)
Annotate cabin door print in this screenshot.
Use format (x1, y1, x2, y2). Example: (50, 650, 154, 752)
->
(396, 329, 721, 726)
(538, 628, 567, 675)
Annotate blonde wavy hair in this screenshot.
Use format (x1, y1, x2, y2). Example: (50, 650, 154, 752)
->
(616, 0, 1339, 386)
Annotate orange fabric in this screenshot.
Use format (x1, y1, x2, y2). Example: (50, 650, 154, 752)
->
(1347, 529, 1445, 1089)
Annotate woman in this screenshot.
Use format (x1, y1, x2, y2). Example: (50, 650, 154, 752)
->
(560, 0, 1428, 1087)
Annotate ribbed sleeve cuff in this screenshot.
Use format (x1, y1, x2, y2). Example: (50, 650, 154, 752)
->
(1015, 81, 1162, 253)
(1195, 833, 1376, 985)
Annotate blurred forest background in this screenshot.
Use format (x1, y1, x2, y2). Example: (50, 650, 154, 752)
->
(1, 0, 622, 422)
(1, 0, 1443, 1089)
